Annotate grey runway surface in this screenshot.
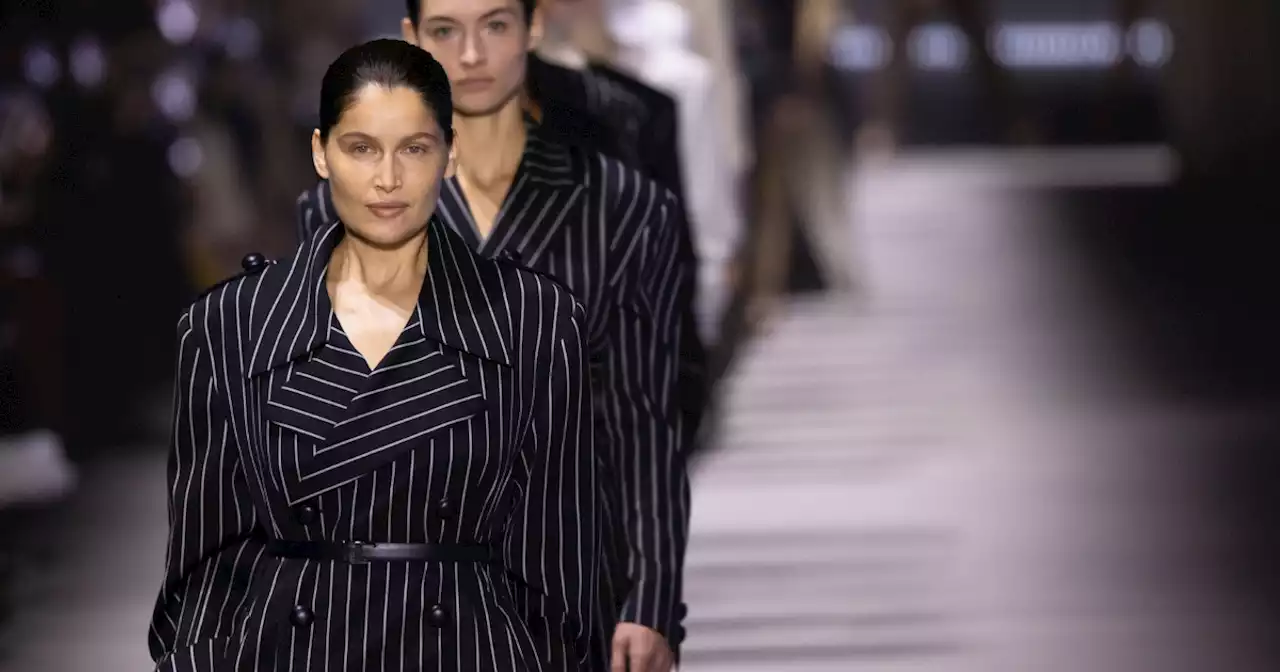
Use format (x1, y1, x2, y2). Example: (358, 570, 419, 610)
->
(6, 147, 1272, 672)
(683, 147, 1272, 671)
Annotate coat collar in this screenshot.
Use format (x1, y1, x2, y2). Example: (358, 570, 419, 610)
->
(435, 119, 584, 260)
(246, 216, 513, 377)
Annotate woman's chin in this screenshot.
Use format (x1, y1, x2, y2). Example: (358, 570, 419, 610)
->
(346, 219, 428, 249)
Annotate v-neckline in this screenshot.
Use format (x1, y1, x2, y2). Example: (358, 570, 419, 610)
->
(453, 170, 513, 244)
(449, 118, 538, 253)
(450, 166, 527, 254)
(329, 307, 421, 374)
(323, 251, 427, 373)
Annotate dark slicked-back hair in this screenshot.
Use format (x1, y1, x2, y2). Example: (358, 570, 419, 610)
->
(318, 38, 454, 144)
(406, 0, 536, 26)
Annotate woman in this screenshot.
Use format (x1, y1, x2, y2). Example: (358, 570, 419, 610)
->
(148, 39, 597, 672)
(299, 4, 697, 670)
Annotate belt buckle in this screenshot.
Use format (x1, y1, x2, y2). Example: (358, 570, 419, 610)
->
(344, 540, 369, 565)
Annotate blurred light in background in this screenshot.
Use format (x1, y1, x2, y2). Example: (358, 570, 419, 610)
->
(219, 17, 262, 61)
(69, 37, 107, 89)
(831, 26, 890, 71)
(830, 21, 1174, 72)
(910, 24, 969, 72)
(22, 44, 61, 89)
(157, 0, 200, 45)
(992, 22, 1123, 69)
(1130, 19, 1174, 67)
(152, 68, 198, 121)
(167, 136, 203, 177)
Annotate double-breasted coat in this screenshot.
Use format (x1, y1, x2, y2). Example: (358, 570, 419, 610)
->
(148, 218, 598, 672)
(295, 123, 695, 666)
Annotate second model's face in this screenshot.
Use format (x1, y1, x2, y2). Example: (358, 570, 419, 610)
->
(404, 0, 542, 117)
(312, 84, 455, 247)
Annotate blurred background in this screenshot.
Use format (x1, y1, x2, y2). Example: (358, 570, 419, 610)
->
(3, 0, 1280, 669)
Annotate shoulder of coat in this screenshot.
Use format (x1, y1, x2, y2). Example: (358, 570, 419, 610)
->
(195, 251, 275, 301)
(492, 249, 579, 303)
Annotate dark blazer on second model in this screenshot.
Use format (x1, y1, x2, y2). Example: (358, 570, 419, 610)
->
(293, 122, 695, 665)
(526, 57, 709, 433)
(147, 219, 598, 672)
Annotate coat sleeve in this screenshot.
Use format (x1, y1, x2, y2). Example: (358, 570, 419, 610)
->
(505, 296, 599, 669)
(603, 187, 695, 640)
(148, 308, 267, 671)
(641, 98, 709, 444)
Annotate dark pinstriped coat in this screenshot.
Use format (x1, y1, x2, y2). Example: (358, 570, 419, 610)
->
(524, 56, 707, 436)
(148, 218, 598, 672)
(295, 122, 694, 666)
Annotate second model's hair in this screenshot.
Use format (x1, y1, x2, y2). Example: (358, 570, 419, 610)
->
(317, 39, 454, 143)
(405, 0, 536, 27)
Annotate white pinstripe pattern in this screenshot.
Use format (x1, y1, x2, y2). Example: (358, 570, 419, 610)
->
(296, 121, 696, 666)
(524, 56, 707, 458)
(148, 218, 598, 671)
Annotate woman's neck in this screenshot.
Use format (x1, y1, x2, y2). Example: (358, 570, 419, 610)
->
(329, 230, 428, 300)
(452, 98, 527, 186)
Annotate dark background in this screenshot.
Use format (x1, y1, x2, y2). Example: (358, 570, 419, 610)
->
(4, 0, 1280, 664)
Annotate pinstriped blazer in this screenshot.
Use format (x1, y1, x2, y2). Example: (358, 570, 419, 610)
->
(147, 218, 599, 672)
(295, 123, 694, 662)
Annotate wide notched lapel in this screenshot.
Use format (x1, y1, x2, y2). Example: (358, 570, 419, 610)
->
(436, 121, 585, 265)
(260, 315, 356, 444)
(251, 218, 513, 505)
(418, 219, 514, 367)
(246, 222, 339, 379)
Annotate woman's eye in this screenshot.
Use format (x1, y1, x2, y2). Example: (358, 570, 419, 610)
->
(352, 144, 372, 153)
(487, 20, 508, 33)
(430, 26, 453, 39)
(404, 145, 427, 155)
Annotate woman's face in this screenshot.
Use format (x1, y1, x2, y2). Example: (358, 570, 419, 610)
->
(403, 0, 541, 117)
(311, 84, 455, 247)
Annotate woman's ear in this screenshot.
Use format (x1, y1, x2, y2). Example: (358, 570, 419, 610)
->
(401, 17, 419, 46)
(527, 6, 545, 51)
(443, 139, 457, 179)
(311, 129, 330, 180)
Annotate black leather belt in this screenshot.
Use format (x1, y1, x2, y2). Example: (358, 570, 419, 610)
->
(268, 540, 496, 565)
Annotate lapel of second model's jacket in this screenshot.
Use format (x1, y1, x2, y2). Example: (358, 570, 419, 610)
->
(436, 120, 586, 266)
(247, 218, 512, 505)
